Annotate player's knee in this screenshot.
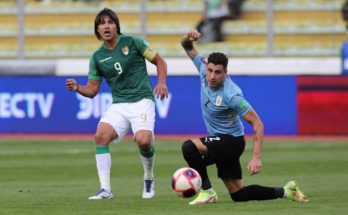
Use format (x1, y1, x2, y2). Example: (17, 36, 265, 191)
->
(230, 188, 248, 202)
(135, 131, 152, 149)
(182, 140, 198, 158)
(95, 132, 112, 145)
(136, 137, 151, 148)
(136, 139, 152, 151)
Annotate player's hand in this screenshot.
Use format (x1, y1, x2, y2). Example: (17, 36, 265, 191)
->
(247, 157, 262, 176)
(66, 78, 78, 91)
(153, 83, 168, 100)
(184, 29, 201, 42)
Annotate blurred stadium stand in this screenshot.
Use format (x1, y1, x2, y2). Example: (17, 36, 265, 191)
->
(0, 0, 347, 59)
(1, 0, 348, 135)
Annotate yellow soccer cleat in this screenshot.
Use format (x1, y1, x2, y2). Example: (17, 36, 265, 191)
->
(284, 181, 309, 202)
(189, 189, 218, 205)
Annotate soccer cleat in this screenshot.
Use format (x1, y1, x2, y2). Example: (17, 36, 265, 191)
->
(142, 179, 155, 199)
(88, 188, 113, 200)
(189, 189, 217, 205)
(284, 181, 308, 202)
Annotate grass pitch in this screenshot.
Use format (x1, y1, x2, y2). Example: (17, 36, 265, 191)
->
(0, 137, 347, 215)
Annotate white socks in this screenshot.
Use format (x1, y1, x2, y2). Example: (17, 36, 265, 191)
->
(140, 154, 154, 180)
(96, 153, 111, 192)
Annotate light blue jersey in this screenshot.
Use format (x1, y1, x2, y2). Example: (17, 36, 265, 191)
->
(193, 55, 252, 136)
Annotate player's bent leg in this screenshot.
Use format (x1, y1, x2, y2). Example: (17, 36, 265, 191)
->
(182, 139, 217, 205)
(283, 181, 309, 202)
(182, 140, 212, 190)
(135, 130, 155, 199)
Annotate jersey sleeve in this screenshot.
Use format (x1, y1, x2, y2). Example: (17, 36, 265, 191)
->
(193, 54, 207, 77)
(230, 95, 252, 117)
(88, 54, 102, 81)
(133, 36, 158, 61)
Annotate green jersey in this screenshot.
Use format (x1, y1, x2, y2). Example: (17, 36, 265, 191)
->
(88, 34, 157, 103)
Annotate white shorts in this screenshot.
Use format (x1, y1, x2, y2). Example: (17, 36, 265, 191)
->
(99, 98, 155, 143)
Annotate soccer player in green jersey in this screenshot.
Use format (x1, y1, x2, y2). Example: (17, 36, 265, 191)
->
(66, 8, 168, 200)
(180, 29, 308, 205)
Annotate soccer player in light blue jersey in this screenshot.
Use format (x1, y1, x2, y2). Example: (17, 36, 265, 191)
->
(180, 29, 308, 205)
(66, 8, 168, 200)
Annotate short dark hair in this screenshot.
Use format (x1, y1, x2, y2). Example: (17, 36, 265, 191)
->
(207, 52, 228, 69)
(94, 8, 121, 40)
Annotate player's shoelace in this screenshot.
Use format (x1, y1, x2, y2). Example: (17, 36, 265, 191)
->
(144, 180, 153, 193)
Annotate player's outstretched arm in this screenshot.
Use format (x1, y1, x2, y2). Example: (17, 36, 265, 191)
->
(65, 79, 101, 98)
(181, 30, 201, 60)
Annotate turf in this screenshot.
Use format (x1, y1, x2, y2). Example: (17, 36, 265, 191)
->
(0, 138, 347, 215)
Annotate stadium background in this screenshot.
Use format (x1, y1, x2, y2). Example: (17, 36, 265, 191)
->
(2, 2, 348, 215)
(1, 0, 348, 136)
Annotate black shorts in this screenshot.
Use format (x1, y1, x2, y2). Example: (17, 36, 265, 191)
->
(200, 134, 245, 180)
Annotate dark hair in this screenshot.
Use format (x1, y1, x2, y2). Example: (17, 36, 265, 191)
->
(94, 8, 121, 40)
(207, 52, 228, 69)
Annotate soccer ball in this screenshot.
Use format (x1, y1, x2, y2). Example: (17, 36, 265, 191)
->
(171, 167, 202, 198)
